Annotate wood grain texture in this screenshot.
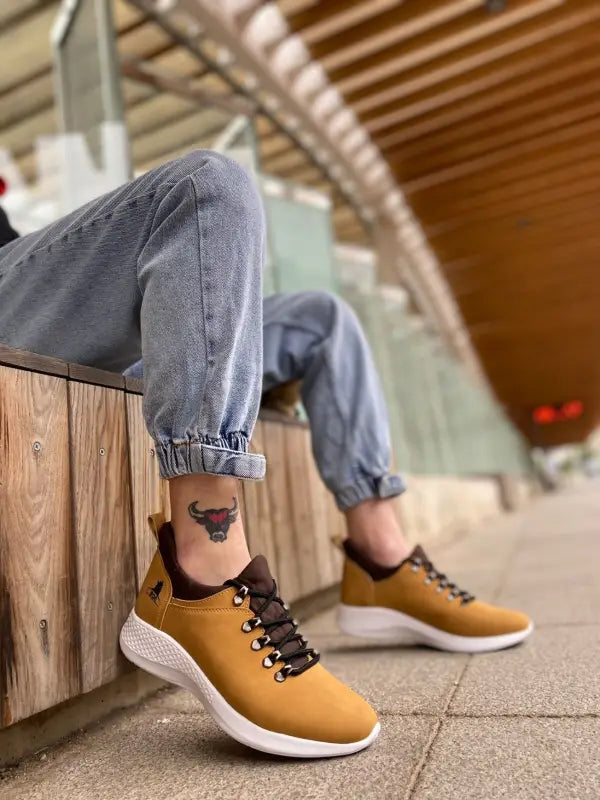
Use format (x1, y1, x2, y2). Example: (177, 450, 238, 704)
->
(243, 422, 278, 571)
(125, 394, 169, 590)
(261, 420, 302, 602)
(68, 382, 136, 693)
(283, 425, 322, 597)
(0, 343, 68, 378)
(68, 364, 125, 390)
(0, 367, 78, 728)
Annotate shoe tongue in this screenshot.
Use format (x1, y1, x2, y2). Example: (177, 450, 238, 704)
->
(235, 555, 275, 595)
(236, 556, 307, 667)
(409, 544, 429, 562)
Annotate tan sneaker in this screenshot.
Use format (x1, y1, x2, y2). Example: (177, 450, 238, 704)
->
(338, 543, 533, 652)
(120, 515, 379, 758)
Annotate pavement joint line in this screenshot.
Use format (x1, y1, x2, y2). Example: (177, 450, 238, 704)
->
(533, 621, 600, 629)
(374, 711, 600, 720)
(403, 656, 471, 800)
(444, 712, 600, 719)
(400, 523, 532, 799)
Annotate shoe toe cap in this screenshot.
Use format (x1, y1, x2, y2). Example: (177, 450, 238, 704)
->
(273, 665, 378, 745)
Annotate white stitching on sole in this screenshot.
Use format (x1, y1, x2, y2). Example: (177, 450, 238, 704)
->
(337, 604, 534, 653)
(119, 610, 379, 758)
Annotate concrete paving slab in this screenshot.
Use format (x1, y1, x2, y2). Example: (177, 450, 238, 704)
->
(495, 573, 600, 626)
(413, 717, 600, 800)
(449, 625, 600, 716)
(311, 643, 467, 715)
(0, 702, 435, 800)
(508, 529, 599, 570)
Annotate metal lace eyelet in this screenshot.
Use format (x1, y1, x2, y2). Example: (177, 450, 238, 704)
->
(447, 593, 455, 602)
(424, 577, 432, 585)
(436, 586, 444, 594)
(262, 649, 281, 669)
(251, 634, 271, 650)
(241, 616, 261, 633)
(274, 665, 293, 683)
(411, 563, 420, 573)
(233, 586, 249, 606)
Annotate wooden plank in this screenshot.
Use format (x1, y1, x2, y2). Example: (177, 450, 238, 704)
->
(68, 363, 125, 390)
(348, 5, 600, 112)
(68, 382, 136, 693)
(243, 421, 279, 569)
(298, 428, 339, 590)
(261, 421, 302, 602)
(372, 46, 600, 146)
(125, 394, 170, 591)
(394, 93, 600, 182)
(0, 367, 79, 728)
(331, 0, 563, 94)
(0, 343, 68, 378)
(314, 0, 481, 70)
(124, 376, 144, 394)
(404, 114, 600, 194)
(282, 425, 320, 596)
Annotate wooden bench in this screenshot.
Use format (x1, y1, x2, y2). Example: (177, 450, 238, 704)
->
(0, 345, 344, 730)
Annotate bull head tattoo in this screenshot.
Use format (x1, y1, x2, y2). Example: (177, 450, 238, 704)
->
(188, 497, 238, 543)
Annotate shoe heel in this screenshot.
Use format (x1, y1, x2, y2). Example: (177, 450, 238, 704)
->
(337, 604, 419, 645)
(119, 610, 199, 693)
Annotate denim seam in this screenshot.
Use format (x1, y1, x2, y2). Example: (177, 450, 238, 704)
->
(7, 188, 171, 269)
(189, 168, 213, 423)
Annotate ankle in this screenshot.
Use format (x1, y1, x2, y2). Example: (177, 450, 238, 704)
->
(169, 474, 251, 585)
(175, 537, 250, 585)
(344, 498, 410, 568)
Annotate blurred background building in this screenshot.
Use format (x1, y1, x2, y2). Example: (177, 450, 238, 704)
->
(2, 0, 599, 482)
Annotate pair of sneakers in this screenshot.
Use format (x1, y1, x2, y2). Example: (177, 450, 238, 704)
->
(120, 515, 532, 758)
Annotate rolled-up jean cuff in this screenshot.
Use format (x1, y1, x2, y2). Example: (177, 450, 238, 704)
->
(156, 437, 266, 481)
(334, 473, 406, 511)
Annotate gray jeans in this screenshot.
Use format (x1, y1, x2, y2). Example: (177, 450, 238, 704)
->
(0, 152, 403, 509)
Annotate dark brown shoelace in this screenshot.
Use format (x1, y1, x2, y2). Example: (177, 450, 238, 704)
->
(410, 555, 475, 605)
(226, 577, 320, 682)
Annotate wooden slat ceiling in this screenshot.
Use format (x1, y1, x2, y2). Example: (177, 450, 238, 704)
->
(274, 0, 600, 446)
(1, 0, 599, 445)
(0, 0, 368, 243)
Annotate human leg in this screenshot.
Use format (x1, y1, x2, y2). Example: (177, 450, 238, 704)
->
(0, 151, 265, 582)
(0, 164, 378, 755)
(262, 290, 532, 652)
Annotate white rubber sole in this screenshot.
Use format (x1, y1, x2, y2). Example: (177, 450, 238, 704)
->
(337, 604, 534, 653)
(120, 610, 379, 758)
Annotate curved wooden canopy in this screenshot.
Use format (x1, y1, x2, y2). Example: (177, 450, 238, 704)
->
(276, 0, 600, 446)
(2, 0, 598, 445)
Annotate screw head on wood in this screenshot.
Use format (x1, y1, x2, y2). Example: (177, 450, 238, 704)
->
(32, 441, 41, 452)
(99, 447, 106, 456)
(107, 601, 113, 611)
(39, 619, 47, 629)
(150, 448, 155, 457)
